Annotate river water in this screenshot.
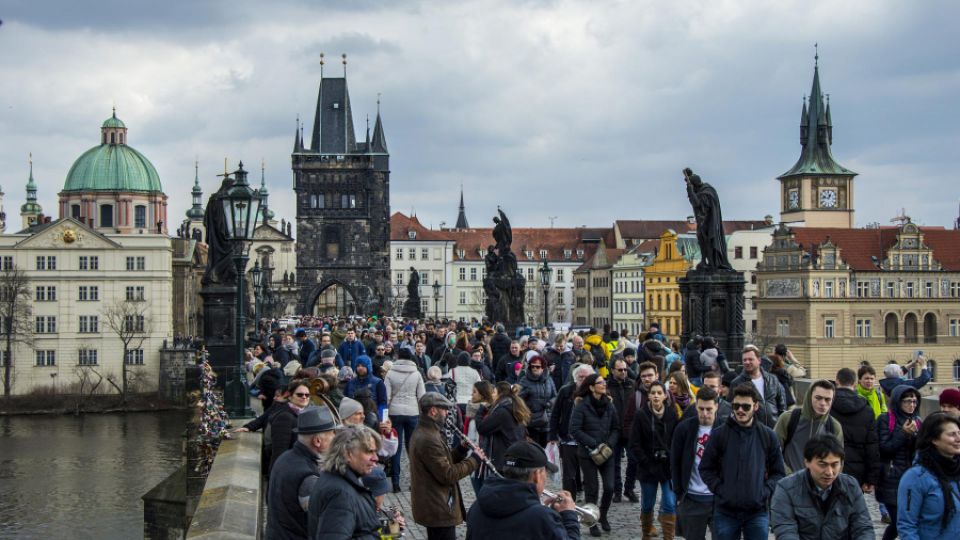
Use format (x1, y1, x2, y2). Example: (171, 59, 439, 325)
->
(0, 410, 190, 540)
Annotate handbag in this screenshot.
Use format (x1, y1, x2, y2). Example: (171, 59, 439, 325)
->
(590, 443, 613, 465)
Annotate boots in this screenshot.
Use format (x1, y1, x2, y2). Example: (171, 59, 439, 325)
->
(589, 524, 602, 537)
(641, 512, 656, 540)
(659, 514, 676, 540)
(599, 507, 611, 532)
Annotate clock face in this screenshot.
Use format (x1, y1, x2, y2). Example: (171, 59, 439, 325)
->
(819, 189, 838, 208)
(788, 190, 800, 210)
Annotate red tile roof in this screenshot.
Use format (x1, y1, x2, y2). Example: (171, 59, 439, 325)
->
(790, 226, 960, 271)
(616, 219, 771, 242)
(390, 212, 454, 241)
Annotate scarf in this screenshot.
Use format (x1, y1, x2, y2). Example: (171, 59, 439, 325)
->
(588, 393, 608, 414)
(918, 447, 960, 531)
(857, 384, 887, 419)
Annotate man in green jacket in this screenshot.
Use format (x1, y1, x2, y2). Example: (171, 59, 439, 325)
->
(774, 379, 844, 474)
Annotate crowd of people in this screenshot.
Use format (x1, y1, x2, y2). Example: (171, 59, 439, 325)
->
(234, 315, 960, 540)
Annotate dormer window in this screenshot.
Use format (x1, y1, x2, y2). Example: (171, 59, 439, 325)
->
(576, 249, 584, 260)
(524, 250, 533, 259)
(564, 249, 572, 260)
(539, 250, 548, 259)
(457, 249, 465, 259)
(408, 230, 417, 240)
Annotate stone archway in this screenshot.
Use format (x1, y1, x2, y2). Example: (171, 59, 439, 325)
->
(301, 280, 362, 316)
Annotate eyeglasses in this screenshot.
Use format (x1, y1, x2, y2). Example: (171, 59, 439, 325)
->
(902, 399, 918, 404)
(294, 392, 311, 398)
(593, 380, 607, 385)
(731, 402, 754, 411)
(614, 368, 627, 372)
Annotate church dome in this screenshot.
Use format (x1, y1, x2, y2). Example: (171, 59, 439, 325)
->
(62, 111, 163, 193)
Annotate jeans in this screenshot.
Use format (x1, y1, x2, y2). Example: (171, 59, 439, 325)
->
(881, 503, 898, 540)
(389, 414, 418, 486)
(579, 456, 615, 509)
(640, 480, 676, 515)
(613, 437, 638, 494)
(677, 495, 713, 540)
(560, 444, 582, 495)
(712, 509, 769, 540)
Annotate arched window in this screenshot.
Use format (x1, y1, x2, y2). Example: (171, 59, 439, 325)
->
(884, 313, 899, 344)
(110, 133, 115, 144)
(119, 133, 124, 144)
(904, 313, 918, 344)
(927, 360, 937, 382)
(923, 313, 937, 343)
(134, 205, 146, 228)
(954, 359, 960, 382)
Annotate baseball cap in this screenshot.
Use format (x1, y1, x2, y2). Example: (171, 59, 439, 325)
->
(503, 441, 558, 473)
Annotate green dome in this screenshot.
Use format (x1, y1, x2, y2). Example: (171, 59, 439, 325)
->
(63, 144, 163, 193)
(102, 113, 126, 129)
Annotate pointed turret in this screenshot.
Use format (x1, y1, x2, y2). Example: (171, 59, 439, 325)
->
(778, 57, 855, 179)
(186, 161, 205, 220)
(371, 111, 388, 154)
(294, 116, 302, 152)
(455, 187, 469, 229)
(310, 57, 357, 153)
(259, 160, 275, 222)
(21, 154, 43, 228)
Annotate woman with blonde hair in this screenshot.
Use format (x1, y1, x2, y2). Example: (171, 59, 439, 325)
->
(477, 381, 530, 471)
(666, 371, 694, 412)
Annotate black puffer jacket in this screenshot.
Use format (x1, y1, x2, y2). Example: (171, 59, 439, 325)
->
(476, 398, 525, 469)
(466, 476, 580, 540)
(307, 467, 380, 540)
(607, 377, 635, 443)
(831, 387, 881, 486)
(519, 372, 557, 431)
(631, 401, 680, 483)
(549, 383, 577, 443)
(569, 394, 620, 459)
(489, 332, 512, 365)
(876, 385, 921, 506)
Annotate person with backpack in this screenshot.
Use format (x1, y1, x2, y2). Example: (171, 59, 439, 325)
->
(878, 385, 923, 540)
(831, 368, 882, 494)
(773, 379, 844, 474)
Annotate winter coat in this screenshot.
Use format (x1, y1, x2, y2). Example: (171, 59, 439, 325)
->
(831, 387, 881, 486)
(266, 442, 320, 540)
(727, 369, 787, 427)
(496, 353, 523, 383)
(519, 371, 557, 431)
(698, 415, 786, 515)
(683, 342, 703, 379)
(621, 384, 650, 436)
(544, 346, 576, 390)
(583, 334, 609, 376)
(773, 383, 844, 474)
(877, 385, 922, 506)
(770, 470, 875, 540)
(607, 377, 635, 442)
(897, 456, 960, 540)
(408, 414, 478, 527)
(297, 338, 317, 367)
(489, 332, 513, 365)
(384, 359, 426, 417)
(569, 394, 620, 459)
(857, 384, 887, 419)
(476, 398, 526, 469)
(345, 355, 388, 414)
(337, 339, 366, 370)
(451, 364, 482, 405)
(670, 416, 711, 500)
(267, 404, 301, 474)
(466, 476, 581, 540)
(771, 367, 796, 408)
(879, 368, 932, 396)
(631, 401, 680, 483)
(307, 467, 380, 540)
(549, 383, 578, 443)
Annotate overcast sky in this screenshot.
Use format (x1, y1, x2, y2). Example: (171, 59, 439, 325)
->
(1, 0, 957, 234)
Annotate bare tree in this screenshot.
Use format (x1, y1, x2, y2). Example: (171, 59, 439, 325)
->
(101, 299, 151, 404)
(0, 265, 34, 397)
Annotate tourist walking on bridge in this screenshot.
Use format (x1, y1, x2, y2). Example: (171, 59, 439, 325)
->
(570, 373, 619, 537)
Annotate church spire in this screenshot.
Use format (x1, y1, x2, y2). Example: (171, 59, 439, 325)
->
(455, 185, 469, 229)
(186, 160, 205, 220)
(294, 115, 302, 152)
(259, 159, 275, 222)
(21, 153, 43, 228)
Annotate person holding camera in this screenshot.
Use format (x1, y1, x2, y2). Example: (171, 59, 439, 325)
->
(876, 385, 923, 540)
(569, 373, 620, 537)
(631, 380, 680, 539)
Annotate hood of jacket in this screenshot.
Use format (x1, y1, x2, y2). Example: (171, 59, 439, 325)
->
(799, 382, 830, 420)
(390, 359, 419, 375)
(476, 476, 541, 518)
(831, 387, 870, 416)
(584, 334, 603, 348)
(889, 385, 921, 420)
(354, 354, 373, 374)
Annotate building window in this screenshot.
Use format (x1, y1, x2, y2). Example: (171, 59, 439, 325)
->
(395, 248, 403, 260)
(36, 256, 56, 270)
(952, 283, 960, 297)
(100, 205, 114, 228)
(856, 319, 872, 338)
(78, 349, 98, 366)
(906, 282, 915, 298)
(856, 281, 869, 298)
(123, 315, 145, 333)
(928, 360, 937, 382)
(950, 319, 960, 337)
(134, 205, 147, 228)
(79, 315, 99, 333)
(734, 246, 743, 259)
(824, 281, 833, 298)
(1, 256, 12, 270)
(564, 249, 572, 260)
(79, 256, 100, 270)
(750, 246, 758, 259)
(926, 282, 934, 298)
(470, 268, 477, 281)
(777, 318, 790, 337)
(458, 268, 466, 281)
(35, 350, 56, 366)
(886, 282, 896, 298)
(576, 249, 584, 260)
(824, 319, 835, 338)
(954, 360, 960, 381)
(459, 291, 466, 305)
(125, 349, 145, 365)
(78, 286, 99, 301)
(556, 268, 565, 283)
(125, 286, 145, 301)
(421, 248, 429, 260)
(125, 256, 146, 271)
(408, 248, 416, 260)
(35, 316, 57, 333)
(395, 272, 404, 286)
(36, 286, 57, 301)
(539, 249, 548, 259)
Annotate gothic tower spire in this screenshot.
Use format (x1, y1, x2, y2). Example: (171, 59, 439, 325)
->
(21, 153, 43, 228)
(455, 185, 469, 229)
(186, 160, 205, 221)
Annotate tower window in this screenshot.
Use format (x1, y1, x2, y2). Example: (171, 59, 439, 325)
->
(135, 205, 146, 228)
(100, 205, 114, 228)
(110, 133, 115, 144)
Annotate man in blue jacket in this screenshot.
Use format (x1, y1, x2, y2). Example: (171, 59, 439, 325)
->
(879, 355, 931, 397)
(699, 383, 786, 540)
(466, 441, 580, 539)
(338, 329, 365, 369)
(346, 355, 387, 415)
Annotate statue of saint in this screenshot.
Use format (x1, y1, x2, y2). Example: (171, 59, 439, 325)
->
(202, 176, 238, 285)
(407, 266, 420, 298)
(684, 168, 732, 271)
(484, 245, 499, 274)
(492, 208, 512, 255)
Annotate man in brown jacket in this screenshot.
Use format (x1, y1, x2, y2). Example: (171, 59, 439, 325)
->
(408, 392, 484, 540)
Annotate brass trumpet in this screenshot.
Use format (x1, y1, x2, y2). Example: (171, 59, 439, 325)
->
(443, 414, 599, 526)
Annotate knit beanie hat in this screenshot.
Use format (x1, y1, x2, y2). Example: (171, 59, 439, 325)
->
(700, 348, 719, 369)
(940, 388, 960, 409)
(338, 397, 364, 420)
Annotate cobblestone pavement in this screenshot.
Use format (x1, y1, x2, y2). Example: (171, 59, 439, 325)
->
(383, 452, 889, 539)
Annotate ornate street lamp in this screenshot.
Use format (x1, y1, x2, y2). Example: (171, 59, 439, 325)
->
(251, 260, 263, 340)
(538, 258, 553, 328)
(221, 161, 261, 417)
(432, 280, 441, 320)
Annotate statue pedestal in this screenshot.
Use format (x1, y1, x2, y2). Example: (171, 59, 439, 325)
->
(401, 296, 423, 319)
(200, 284, 249, 416)
(679, 269, 746, 367)
(484, 273, 525, 331)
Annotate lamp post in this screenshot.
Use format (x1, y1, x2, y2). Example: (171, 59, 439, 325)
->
(538, 258, 552, 328)
(251, 260, 263, 341)
(432, 280, 441, 320)
(221, 161, 261, 418)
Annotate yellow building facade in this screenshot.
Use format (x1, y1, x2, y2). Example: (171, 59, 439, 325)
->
(645, 230, 691, 343)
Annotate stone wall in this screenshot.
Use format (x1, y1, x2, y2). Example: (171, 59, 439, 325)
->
(186, 431, 263, 539)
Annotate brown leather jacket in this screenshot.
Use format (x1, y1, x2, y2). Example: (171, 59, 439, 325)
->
(408, 413, 478, 528)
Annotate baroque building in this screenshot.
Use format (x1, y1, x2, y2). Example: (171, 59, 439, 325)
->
(293, 63, 390, 315)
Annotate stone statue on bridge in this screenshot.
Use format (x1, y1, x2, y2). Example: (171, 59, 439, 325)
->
(484, 208, 525, 329)
(401, 266, 423, 319)
(684, 167, 733, 271)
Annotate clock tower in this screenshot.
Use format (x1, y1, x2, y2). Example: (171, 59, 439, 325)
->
(778, 56, 856, 228)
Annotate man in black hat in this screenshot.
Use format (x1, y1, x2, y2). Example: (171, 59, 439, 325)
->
(466, 441, 580, 539)
(266, 406, 338, 540)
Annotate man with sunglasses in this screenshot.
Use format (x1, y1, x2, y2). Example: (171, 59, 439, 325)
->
(607, 359, 638, 503)
(699, 383, 785, 540)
